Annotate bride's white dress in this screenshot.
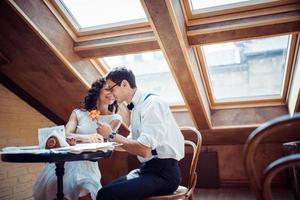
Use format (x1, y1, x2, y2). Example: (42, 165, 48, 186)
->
(33, 109, 122, 200)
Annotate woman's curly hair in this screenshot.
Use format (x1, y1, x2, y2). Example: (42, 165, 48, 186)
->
(83, 78, 118, 113)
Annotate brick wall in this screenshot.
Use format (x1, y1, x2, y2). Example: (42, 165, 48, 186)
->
(0, 84, 55, 200)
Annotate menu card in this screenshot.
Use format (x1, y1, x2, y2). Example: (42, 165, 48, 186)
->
(38, 125, 69, 148)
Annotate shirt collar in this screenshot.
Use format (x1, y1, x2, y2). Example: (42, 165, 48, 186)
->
(129, 88, 144, 110)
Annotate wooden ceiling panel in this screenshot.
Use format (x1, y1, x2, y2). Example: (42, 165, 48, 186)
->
(201, 126, 300, 145)
(211, 106, 288, 127)
(0, 1, 87, 122)
(0, 52, 10, 66)
(13, 0, 101, 86)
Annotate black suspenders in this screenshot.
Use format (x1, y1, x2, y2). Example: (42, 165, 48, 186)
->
(144, 93, 155, 101)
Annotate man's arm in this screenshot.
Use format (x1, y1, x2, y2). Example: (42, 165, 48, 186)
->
(115, 134, 152, 157)
(109, 119, 122, 132)
(96, 123, 151, 158)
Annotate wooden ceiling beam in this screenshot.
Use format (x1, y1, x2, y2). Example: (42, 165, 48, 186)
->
(188, 11, 300, 45)
(141, 0, 211, 129)
(74, 32, 160, 58)
(201, 127, 300, 145)
(0, 0, 88, 121)
(12, 0, 101, 86)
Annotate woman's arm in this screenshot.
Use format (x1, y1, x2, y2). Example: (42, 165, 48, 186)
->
(65, 111, 77, 136)
(65, 111, 103, 143)
(96, 123, 151, 157)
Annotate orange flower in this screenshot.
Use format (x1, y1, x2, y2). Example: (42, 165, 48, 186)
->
(88, 109, 100, 121)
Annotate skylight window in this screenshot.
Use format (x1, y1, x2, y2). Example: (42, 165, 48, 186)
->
(201, 35, 290, 102)
(189, 0, 275, 13)
(61, 0, 147, 29)
(101, 51, 184, 105)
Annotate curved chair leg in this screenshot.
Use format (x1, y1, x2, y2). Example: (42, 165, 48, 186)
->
(263, 154, 300, 200)
(190, 193, 194, 200)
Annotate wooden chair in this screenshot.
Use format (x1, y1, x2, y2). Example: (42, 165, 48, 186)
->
(145, 126, 202, 200)
(243, 113, 300, 200)
(262, 154, 300, 200)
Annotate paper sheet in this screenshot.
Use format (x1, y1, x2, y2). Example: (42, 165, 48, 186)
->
(1, 143, 122, 154)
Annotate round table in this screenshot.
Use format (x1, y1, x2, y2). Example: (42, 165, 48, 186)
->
(1, 150, 112, 200)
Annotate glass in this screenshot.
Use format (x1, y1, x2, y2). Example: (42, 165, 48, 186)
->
(101, 51, 184, 105)
(61, 0, 147, 28)
(189, 0, 274, 12)
(201, 35, 290, 102)
(106, 81, 122, 92)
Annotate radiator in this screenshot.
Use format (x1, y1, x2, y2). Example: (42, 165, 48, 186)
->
(196, 151, 220, 188)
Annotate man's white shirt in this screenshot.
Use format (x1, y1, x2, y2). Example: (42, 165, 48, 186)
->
(127, 89, 184, 163)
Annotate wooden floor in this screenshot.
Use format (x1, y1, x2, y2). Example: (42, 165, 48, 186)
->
(194, 187, 294, 200)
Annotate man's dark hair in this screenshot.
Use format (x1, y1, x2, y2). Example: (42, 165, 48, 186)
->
(106, 67, 137, 89)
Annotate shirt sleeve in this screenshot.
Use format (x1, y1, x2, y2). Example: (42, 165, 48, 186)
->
(137, 99, 167, 149)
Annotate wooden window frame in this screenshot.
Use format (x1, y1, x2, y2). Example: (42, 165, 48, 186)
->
(181, 0, 299, 26)
(43, 0, 152, 42)
(194, 33, 298, 110)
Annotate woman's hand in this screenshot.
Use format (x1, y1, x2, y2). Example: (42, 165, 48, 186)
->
(66, 136, 76, 146)
(68, 133, 103, 143)
(88, 133, 104, 143)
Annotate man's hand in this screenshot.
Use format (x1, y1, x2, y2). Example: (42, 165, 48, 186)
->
(96, 122, 112, 140)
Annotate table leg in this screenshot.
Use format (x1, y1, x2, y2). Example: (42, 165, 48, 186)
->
(55, 161, 65, 200)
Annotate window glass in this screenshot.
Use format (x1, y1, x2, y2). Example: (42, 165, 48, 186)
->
(61, 0, 147, 28)
(102, 51, 184, 104)
(202, 35, 290, 102)
(189, 0, 274, 12)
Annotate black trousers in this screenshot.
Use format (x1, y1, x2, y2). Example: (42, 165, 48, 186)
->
(96, 158, 181, 200)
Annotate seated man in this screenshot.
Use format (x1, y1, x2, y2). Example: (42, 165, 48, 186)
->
(97, 67, 185, 200)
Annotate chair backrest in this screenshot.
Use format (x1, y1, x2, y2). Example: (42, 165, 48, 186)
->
(143, 127, 202, 200)
(262, 154, 300, 200)
(180, 127, 202, 198)
(243, 113, 300, 200)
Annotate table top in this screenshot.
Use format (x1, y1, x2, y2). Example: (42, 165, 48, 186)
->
(1, 150, 112, 163)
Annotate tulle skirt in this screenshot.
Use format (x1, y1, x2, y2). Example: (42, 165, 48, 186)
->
(33, 161, 101, 200)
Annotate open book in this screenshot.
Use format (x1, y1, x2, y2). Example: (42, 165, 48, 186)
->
(52, 142, 122, 154)
(1, 142, 122, 154)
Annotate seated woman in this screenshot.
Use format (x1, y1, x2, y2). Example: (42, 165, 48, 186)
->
(33, 78, 122, 200)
